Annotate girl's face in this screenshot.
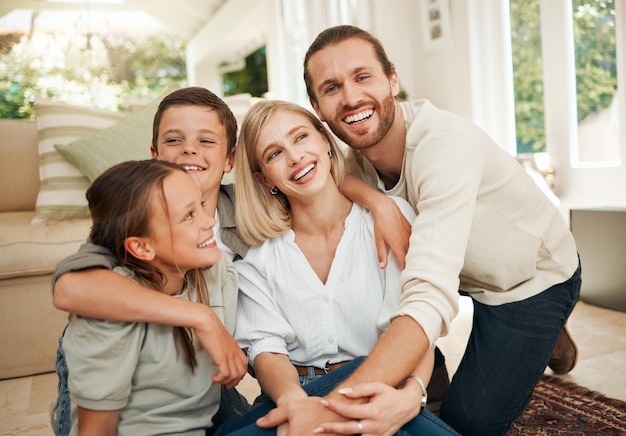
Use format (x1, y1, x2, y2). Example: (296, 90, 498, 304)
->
(153, 105, 234, 202)
(254, 111, 333, 201)
(147, 170, 220, 283)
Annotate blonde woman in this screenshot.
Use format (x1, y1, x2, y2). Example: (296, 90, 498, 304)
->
(215, 101, 457, 436)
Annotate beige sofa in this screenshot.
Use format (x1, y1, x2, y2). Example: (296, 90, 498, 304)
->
(0, 119, 91, 379)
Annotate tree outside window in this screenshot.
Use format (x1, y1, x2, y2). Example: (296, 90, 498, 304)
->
(509, 0, 617, 161)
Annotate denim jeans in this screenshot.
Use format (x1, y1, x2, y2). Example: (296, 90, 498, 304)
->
(51, 325, 71, 436)
(214, 357, 458, 436)
(439, 262, 582, 436)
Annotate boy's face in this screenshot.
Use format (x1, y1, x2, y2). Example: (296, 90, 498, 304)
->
(152, 104, 234, 199)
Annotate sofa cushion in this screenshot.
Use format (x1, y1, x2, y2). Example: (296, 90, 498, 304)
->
(32, 98, 125, 225)
(0, 211, 91, 279)
(54, 97, 158, 182)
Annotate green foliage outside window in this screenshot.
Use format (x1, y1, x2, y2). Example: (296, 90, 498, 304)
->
(509, 0, 617, 154)
(222, 46, 268, 98)
(0, 29, 186, 118)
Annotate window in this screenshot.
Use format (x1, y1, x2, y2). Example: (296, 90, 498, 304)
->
(509, 0, 620, 165)
(221, 46, 268, 98)
(0, 8, 186, 118)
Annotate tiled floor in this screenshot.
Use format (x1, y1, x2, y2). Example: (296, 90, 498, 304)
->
(1, 299, 624, 435)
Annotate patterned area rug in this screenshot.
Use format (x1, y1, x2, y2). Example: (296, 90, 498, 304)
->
(507, 375, 626, 435)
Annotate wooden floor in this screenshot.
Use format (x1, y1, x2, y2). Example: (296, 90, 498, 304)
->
(1, 300, 625, 435)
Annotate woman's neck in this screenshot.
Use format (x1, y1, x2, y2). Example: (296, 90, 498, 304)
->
(290, 185, 352, 238)
(290, 185, 352, 284)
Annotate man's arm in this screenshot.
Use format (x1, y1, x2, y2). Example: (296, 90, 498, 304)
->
(256, 316, 430, 434)
(341, 174, 411, 269)
(333, 316, 429, 389)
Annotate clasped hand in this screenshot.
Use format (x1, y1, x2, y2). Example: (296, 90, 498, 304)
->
(257, 381, 422, 436)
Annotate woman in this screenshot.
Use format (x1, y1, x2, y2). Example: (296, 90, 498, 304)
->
(216, 101, 457, 436)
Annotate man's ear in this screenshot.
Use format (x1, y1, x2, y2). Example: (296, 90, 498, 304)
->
(390, 67, 400, 98)
(310, 98, 325, 122)
(125, 237, 155, 261)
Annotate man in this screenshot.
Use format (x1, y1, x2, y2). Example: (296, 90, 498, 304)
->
(259, 25, 581, 436)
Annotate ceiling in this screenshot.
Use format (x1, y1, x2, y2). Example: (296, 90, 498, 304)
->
(0, 0, 227, 39)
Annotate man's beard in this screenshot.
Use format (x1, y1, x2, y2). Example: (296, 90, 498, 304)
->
(330, 93, 396, 151)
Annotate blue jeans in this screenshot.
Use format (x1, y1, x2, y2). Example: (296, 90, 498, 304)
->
(52, 325, 71, 436)
(439, 262, 582, 436)
(214, 357, 458, 436)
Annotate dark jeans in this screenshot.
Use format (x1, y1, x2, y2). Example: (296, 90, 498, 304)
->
(214, 357, 458, 436)
(440, 262, 582, 436)
(52, 326, 70, 436)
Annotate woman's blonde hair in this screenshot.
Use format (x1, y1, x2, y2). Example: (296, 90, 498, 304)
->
(235, 100, 346, 245)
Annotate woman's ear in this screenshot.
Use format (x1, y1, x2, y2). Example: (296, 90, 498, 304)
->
(125, 237, 155, 261)
(253, 171, 272, 189)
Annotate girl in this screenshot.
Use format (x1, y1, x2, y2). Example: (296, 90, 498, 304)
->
(61, 159, 238, 435)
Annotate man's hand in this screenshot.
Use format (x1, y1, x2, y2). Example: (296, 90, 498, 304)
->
(315, 382, 422, 436)
(194, 310, 247, 388)
(339, 175, 410, 269)
(257, 396, 348, 435)
(371, 196, 411, 269)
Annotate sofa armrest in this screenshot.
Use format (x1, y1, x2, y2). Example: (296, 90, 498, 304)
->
(0, 119, 40, 213)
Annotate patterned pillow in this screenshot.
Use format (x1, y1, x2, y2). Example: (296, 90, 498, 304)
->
(32, 98, 124, 225)
(54, 96, 159, 183)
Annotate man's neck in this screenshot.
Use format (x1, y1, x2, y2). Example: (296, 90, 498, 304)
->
(360, 103, 406, 189)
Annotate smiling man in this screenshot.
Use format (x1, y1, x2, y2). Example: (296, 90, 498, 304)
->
(257, 25, 582, 436)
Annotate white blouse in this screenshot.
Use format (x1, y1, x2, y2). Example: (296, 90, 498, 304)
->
(234, 198, 416, 369)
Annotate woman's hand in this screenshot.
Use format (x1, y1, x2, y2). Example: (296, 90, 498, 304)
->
(258, 396, 347, 435)
(314, 381, 422, 436)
